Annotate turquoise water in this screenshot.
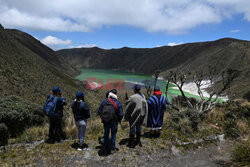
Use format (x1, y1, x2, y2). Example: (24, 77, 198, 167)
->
(76, 68, 188, 101)
(76, 68, 153, 84)
(76, 68, 222, 102)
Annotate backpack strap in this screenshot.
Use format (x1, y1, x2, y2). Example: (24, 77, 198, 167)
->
(107, 98, 118, 110)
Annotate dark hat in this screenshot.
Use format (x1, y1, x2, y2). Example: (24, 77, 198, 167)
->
(133, 84, 141, 91)
(76, 91, 85, 99)
(52, 86, 62, 94)
(110, 89, 117, 95)
(154, 86, 160, 91)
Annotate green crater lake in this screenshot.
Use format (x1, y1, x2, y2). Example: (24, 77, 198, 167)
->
(76, 68, 220, 102)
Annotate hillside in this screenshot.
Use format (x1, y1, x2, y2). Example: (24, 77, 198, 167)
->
(57, 38, 250, 99)
(6, 29, 80, 77)
(0, 24, 80, 105)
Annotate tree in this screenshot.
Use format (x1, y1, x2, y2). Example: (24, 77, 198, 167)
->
(143, 70, 160, 99)
(165, 66, 240, 113)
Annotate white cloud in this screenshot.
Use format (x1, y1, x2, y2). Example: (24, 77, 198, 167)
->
(230, 29, 240, 33)
(69, 44, 98, 48)
(41, 36, 72, 49)
(0, 0, 250, 34)
(168, 42, 183, 46)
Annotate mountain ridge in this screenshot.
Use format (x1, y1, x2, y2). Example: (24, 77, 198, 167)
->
(0, 24, 80, 104)
(57, 37, 250, 99)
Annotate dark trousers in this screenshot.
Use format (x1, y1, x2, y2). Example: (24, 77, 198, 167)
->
(49, 118, 64, 141)
(103, 122, 118, 152)
(129, 119, 141, 137)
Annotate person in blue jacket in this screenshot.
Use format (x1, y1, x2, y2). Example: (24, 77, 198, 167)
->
(98, 89, 124, 155)
(47, 86, 67, 143)
(71, 91, 90, 150)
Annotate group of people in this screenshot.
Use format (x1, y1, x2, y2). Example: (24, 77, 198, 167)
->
(44, 84, 168, 155)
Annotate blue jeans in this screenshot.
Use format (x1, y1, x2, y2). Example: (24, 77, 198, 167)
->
(129, 119, 141, 136)
(75, 120, 87, 145)
(103, 122, 118, 151)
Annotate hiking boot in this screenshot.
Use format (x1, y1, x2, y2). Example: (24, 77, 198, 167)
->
(45, 138, 55, 144)
(77, 144, 87, 151)
(111, 147, 119, 154)
(127, 135, 136, 148)
(136, 132, 142, 147)
(154, 132, 161, 138)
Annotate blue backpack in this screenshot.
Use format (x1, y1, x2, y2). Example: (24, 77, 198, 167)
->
(43, 95, 58, 117)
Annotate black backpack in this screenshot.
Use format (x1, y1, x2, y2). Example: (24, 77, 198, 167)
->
(100, 98, 118, 123)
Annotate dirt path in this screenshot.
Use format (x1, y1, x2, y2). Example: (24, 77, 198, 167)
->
(0, 137, 233, 167)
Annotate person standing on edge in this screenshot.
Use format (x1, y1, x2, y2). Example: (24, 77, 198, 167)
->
(98, 89, 124, 155)
(71, 91, 90, 150)
(125, 84, 148, 148)
(147, 86, 167, 138)
(45, 86, 66, 143)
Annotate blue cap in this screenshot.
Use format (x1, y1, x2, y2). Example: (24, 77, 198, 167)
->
(52, 86, 62, 94)
(154, 86, 160, 91)
(133, 84, 141, 91)
(76, 91, 85, 99)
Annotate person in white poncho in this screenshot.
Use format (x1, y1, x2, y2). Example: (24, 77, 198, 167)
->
(125, 84, 148, 148)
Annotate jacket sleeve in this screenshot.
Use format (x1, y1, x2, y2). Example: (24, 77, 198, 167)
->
(97, 100, 106, 115)
(147, 98, 152, 111)
(124, 97, 131, 121)
(57, 97, 66, 106)
(71, 101, 75, 109)
(61, 97, 67, 106)
(116, 101, 124, 121)
(83, 102, 90, 119)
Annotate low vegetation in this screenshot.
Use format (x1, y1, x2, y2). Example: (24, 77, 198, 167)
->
(0, 96, 45, 143)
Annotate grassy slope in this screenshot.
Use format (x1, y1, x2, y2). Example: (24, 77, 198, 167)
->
(1, 100, 249, 166)
(0, 29, 76, 105)
(6, 29, 80, 77)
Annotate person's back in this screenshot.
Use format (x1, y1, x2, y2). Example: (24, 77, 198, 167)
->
(147, 86, 167, 137)
(125, 84, 148, 147)
(98, 89, 123, 155)
(71, 91, 90, 150)
(125, 93, 148, 127)
(72, 100, 90, 121)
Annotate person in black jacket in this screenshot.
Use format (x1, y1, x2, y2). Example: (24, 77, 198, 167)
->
(71, 91, 90, 150)
(47, 86, 67, 143)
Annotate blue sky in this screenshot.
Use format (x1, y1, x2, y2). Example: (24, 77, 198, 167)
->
(1, 0, 250, 50)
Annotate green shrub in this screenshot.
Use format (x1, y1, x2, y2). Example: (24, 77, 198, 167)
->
(232, 139, 250, 166)
(0, 123, 8, 146)
(222, 104, 250, 138)
(0, 96, 44, 137)
(170, 109, 202, 133)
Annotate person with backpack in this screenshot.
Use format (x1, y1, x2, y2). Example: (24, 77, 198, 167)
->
(97, 89, 124, 155)
(71, 91, 90, 150)
(44, 86, 67, 143)
(147, 86, 167, 138)
(125, 84, 148, 148)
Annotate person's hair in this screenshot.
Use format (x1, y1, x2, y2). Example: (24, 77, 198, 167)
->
(134, 89, 140, 93)
(110, 89, 117, 95)
(154, 86, 160, 92)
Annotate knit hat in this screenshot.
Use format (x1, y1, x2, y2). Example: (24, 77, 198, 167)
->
(76, 91, 85, 99)
(133, 84, 141, 91)
(154, 86, 160, 91)
(52, 86, 62, 94)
